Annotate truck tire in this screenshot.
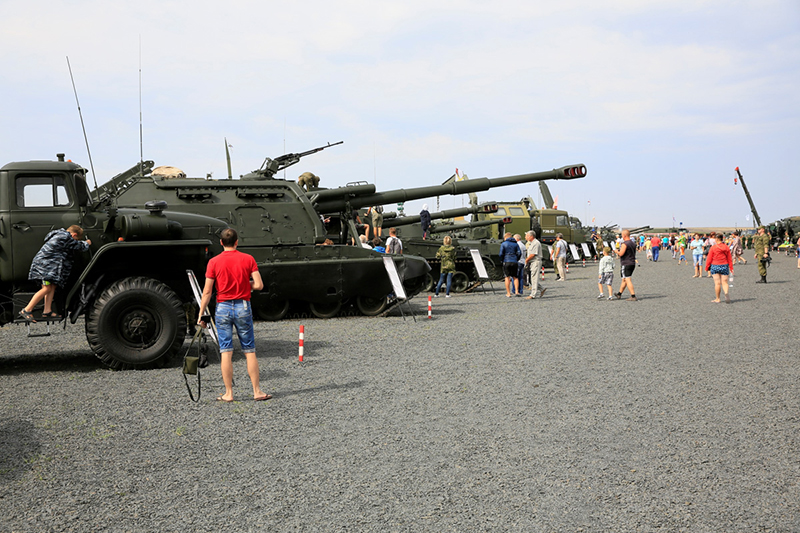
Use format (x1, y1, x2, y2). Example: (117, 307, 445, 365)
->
(85, 276, 186, 369)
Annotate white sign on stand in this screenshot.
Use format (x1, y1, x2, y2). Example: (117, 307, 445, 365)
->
(469, 249, 489, 279)
(569, 244, 580, 261)
(582, 243, 593, 258)
(381, 257, 413, 320)
(382, 256, 408, 300)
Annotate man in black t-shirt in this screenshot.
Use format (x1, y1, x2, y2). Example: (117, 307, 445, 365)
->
(614, 229, 637, 301)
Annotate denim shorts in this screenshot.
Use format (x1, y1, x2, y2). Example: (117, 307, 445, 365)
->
(215, 300, 255, 352)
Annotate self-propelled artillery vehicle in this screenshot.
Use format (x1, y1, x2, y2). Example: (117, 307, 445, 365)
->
(376, 204, 507, 292)
(0, 155, 230, 369)
(107, 151, 587, 317)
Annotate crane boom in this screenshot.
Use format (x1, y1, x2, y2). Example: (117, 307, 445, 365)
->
(734, 167, 761, 227)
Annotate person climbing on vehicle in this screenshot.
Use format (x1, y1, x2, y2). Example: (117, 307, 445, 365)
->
(19, 225, 91, 322)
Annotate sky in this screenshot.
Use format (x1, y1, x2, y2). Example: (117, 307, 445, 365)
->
(1, 0, 798, 230)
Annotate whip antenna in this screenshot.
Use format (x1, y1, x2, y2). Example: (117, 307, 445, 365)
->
(139, 35, 144, 176)
(66, 56, 98, 191)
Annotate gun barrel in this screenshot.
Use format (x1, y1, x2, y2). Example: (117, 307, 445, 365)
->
(313, 165, 586, 213)
(382, 203, 498, 227)
(430, 217, 511, 234)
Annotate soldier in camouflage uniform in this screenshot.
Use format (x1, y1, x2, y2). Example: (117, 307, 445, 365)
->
(297, 172, 320, 191)
(752, 226, 771, 283)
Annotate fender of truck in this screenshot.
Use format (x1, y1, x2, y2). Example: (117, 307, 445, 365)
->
(65, 239, 212, 323)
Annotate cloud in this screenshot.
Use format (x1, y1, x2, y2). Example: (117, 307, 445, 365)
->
(1, 0, 798, 226)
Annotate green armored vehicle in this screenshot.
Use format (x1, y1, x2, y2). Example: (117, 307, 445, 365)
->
(107, 147, 587, 316)
(470, 180, 592, 249)
(0, 155, 229, 369)
(378, 167, 590, 279)
(378, 204, 509, 291)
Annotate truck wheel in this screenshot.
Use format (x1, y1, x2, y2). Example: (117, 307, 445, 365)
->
(85, 277, 186, 369)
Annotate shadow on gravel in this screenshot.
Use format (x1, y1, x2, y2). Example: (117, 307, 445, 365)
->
(192, 340, 330, 363)
(426, 308, 465, 316)
(0, 418, 40, 484)
(273, 379, 364, 400)
(0, 351, 104, 375)
(257, 339, 331, 360)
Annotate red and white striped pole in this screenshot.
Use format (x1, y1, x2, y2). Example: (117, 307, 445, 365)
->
(582, 257, 586, 267)
(299, 325, 305, 362)
(427, 295, 432, 319)
(541, 266, 545, 281)
(566, 262, 570, 274)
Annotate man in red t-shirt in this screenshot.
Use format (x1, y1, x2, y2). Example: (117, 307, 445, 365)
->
(198, 228, 268, 402)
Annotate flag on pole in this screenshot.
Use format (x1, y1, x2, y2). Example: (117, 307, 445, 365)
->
(552, 195, 558, 209)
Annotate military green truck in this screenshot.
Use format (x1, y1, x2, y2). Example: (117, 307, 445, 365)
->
(469, 181, 591, 248)
(0, 155, 229, 369)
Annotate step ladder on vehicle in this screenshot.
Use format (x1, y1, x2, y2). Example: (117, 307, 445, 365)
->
(187, 270, 218, 345)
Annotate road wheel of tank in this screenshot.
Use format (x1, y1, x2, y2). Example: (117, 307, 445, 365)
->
(309, 300, 342, 319)
(481, 257, 502, 280)
(356, 295, 389, 316)
(253, 295, 290, 321)
(451, 271, 470, 293)
(402, 273, 428, 296)
(423, 273, 435, 292)
(85, 276, 185, 370)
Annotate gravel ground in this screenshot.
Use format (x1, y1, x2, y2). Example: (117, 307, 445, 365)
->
(1, 253, 798, 532)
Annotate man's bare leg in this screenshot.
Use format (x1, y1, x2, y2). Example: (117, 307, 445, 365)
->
(246, 352, 268, 400)
(219, 351, 234, 401)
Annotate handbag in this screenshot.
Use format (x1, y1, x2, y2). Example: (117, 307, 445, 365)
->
(182, 327, 211, 402)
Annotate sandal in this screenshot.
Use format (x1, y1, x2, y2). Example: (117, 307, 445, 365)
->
(19, 309, 36, 322)
(42, 312, 63, 320)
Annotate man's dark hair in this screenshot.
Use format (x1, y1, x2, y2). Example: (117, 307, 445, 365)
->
(221, 228, 238, 247)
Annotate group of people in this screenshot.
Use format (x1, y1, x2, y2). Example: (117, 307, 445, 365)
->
(499, 231, 548, 299)
(597, 229, 638, 301)
(19, 215, 796, 403)
(359, 227, 403, 254)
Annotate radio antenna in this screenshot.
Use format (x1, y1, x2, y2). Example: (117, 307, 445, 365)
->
(66, 56, 98, 191)
(138, 35, 144, 176)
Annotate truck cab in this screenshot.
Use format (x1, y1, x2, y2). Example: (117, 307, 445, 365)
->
(0, 155, 228, 369)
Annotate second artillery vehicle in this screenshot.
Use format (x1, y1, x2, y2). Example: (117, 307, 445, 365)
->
(378, 204, 511, 291)
(106, 146, 588, 318)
